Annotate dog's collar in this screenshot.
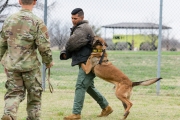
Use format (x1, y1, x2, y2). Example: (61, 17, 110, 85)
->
(92, 49, 103, 52)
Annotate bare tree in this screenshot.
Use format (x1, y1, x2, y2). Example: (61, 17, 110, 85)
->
(48, 20, 70, 50)
(48, 21, 104, 50)
(162, 36, 180, 51)
(139, 29, 159, 51)
(148, 33, 158, 50)
(0, 0, 56, 16)
(91, 25, 101, 37)
(0, 0, 9, 14)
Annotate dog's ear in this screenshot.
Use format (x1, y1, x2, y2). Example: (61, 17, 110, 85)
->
(105, 42, 108, 47)
(93, 36, 98, 41)
(92, 36, 99, 45)
(99, 37, 108, 47)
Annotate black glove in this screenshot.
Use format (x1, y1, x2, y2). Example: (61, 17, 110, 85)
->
(60, 50, 66, 60)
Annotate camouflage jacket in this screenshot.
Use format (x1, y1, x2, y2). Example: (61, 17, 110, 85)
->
(0, 9, 52, 72)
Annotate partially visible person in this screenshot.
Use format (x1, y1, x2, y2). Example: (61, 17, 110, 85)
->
(0, 0, 53, 120)
(60, 8, 113, 120)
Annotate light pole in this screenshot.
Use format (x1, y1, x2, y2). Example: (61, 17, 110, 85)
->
(42, 0, 47, 91)
(156, 0, 163, 95)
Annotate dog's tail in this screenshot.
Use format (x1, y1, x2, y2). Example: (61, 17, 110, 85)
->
(132, 77, 162, 87)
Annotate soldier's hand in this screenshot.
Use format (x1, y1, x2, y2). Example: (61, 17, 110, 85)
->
(46, 62, 54, 68)
(4, 68, 8, 76)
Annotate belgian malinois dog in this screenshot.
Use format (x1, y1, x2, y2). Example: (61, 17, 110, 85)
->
(81, 36, 162, 120)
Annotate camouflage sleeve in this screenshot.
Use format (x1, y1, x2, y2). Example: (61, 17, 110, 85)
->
(36, 21, 52, 65)
(0, 29, 7, 61)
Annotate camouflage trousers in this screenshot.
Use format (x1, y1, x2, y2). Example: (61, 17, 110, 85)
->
(2, 68, 43, 120)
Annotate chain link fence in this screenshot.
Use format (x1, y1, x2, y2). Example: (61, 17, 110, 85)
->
(0, 0, 180, 51)
(0, 0, 180, 119)
(0, 0, 180, 101)
(45, 0, 180, 52)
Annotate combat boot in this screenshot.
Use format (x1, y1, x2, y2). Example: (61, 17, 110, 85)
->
(63, 114, 81, 120)
(97, 105, 113, 117)
(1, 115, 12, 120)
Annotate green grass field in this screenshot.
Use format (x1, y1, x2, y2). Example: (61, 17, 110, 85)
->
(0, 50, 180, 120)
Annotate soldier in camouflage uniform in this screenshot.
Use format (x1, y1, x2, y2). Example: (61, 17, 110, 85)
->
(0, 0, 53, 120)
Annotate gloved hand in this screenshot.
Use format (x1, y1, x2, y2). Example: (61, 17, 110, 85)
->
(60, 50, 68, 60)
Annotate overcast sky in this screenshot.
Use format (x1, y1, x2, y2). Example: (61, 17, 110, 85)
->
(1, 0, 180, 40)
(52, 0, 180, 39)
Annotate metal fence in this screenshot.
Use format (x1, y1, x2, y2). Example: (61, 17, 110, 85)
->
(0, 0, 180, 50)
(1, 0, 180, 119)
(43, 0, 180, 95)
(0, 0, 180, 98)
(44, 0, 180, 52)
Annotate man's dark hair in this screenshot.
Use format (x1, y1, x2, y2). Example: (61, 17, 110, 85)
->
(21, 0, 35, 5)
(71, 8, 84, 17)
